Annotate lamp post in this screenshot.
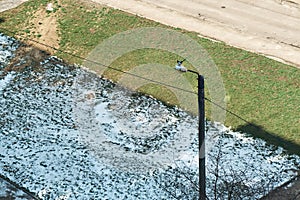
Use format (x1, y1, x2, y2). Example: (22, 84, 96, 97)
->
(175, 60, 206, 200)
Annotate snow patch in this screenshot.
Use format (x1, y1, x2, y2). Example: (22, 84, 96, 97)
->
(0, 33, 299, 200)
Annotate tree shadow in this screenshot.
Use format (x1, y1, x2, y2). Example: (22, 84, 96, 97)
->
(0, 18, 5, 23)
(236, 122, 300, 156)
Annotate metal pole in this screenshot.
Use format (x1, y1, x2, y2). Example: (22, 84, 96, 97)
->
(176, 67, 206, 199)
(198, 74, 206, 200)
(186, 70, 206, 199)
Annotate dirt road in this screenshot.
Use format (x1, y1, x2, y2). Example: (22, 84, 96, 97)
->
(91, 0, 300, 68)
(1, 0, 300, 67)
(0, 0, 28, 12)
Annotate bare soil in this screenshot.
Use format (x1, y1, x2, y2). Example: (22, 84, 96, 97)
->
(27, 6, 60, 54)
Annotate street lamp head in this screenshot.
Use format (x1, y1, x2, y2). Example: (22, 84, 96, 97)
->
(175, 59, 187, 72)
(175, 65, 187, 72)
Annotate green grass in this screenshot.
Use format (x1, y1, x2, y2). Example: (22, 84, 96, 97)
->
(0, 0, 299, 154)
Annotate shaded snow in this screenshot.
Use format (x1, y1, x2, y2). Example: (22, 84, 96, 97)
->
(0, 72, 14, 92)
(0, 33, 18, 69)
(0, 178, 33, 199)
(0, 34, 299, 200)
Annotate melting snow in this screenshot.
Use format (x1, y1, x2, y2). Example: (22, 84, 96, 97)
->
(0, 34, 299, 200)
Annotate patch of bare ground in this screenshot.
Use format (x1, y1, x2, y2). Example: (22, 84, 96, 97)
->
(27, 5, 60, 54)
(2, 44, 50, 77)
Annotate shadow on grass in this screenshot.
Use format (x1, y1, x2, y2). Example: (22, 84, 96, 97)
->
(237, 122, 300, 156)
(0, 18, 5, 23)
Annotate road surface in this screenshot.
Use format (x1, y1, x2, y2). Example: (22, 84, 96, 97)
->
(92, 0, 300, 68)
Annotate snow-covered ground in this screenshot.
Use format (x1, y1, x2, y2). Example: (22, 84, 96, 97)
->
(0, 33, 299, 199)
(0, 176, 34, 199)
